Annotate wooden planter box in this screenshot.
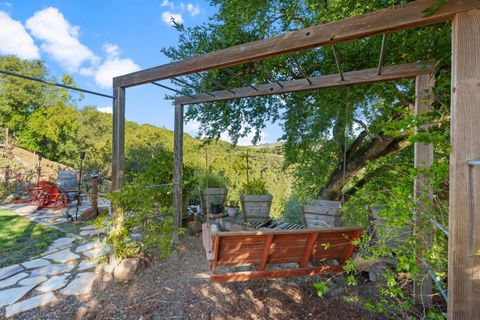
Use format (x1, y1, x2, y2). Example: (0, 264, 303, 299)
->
(301, 200, 342, 229)
(200, 188, 228, 215)
(240, 194, 273, 223)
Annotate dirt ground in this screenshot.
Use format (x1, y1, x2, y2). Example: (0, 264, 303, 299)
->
(13, 234, 381, 320)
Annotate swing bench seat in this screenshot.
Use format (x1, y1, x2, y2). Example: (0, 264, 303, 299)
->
(202, 223, 362, 282)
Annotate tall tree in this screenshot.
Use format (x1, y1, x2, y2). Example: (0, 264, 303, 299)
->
(162, 0, 451, 200)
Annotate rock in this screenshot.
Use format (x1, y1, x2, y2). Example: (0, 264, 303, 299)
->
(76, 241, 101, 253)
(43, 248, 80, 263)
(0, 264, 24, 281)
(77, 260, 96, 271)
(5, 292, 58, 317)
(31, 263, 74, 277)
(188, 221, 202, 235)
(21, 258, 51, 269)
(18, 276, 48, 286)
(79, 229, 102, 237)
(113, 258, 140, 282)
(51, 237, 76, 249)
(102, 272, 113, 282)
(59, 272, 97, 296)
(0, 272, 29, 289)
(36, 274, 70, 292)
(0, 285, 36, 308)
(80, 225, 97, 231)
(79, 207, 100, 221)
(5, 194, 16, 202)
(82, 247, 103, 259)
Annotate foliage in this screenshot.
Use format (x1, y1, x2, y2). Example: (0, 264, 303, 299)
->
(240, 177, 269, 195)
(313, 282, 329, 298)
(282, 197, 303, 225)
(0, 209, 64, 266)
(161, 0, 452, 318)
(197, 170, 227, 189)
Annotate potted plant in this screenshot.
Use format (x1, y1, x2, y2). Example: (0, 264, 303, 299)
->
(226, 200, 238, 217)
(240, 178, 273, 222)
(198, 171, 228, 216)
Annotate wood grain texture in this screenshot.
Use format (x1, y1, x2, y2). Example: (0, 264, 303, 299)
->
(176, 62, 436, 105)
(413, 74, 435, 307)
(114, 0, 480, 87)
(172, 103, 184, 243)
(112, 87, 125, 191)
(449, 9, 480, 319)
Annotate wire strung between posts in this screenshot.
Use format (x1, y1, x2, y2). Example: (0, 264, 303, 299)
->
(290, 56, 312, 85)
(377, 34, 387, 75)
(0, 69, 114, 99)
(222, 68, 259, 91)
(152, 82, 196, 99)
(172, 77, 216, 97)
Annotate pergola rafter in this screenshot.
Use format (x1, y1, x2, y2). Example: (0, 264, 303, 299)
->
(111, 1, 480, 318)
(175, 61, 435, 105)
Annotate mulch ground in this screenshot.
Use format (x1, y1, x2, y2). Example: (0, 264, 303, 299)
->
(13, 234, 382, 320)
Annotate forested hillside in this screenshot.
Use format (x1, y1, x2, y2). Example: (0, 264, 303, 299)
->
(0, 55, 291, 218)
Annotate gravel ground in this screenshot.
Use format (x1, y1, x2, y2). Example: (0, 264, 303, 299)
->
(11, 234, 381, 320)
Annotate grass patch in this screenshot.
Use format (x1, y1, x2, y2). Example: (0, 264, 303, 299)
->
(0, 209, 65, 267)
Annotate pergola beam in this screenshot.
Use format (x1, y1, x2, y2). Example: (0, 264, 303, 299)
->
(113, 0, 479, 88)
(175, 61, 435, 105)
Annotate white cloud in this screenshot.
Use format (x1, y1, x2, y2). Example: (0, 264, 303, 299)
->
(94, 43, 140, 88)
(0, 11, 39, 59)
(184, 119, 201, 136)
(26, 7, 97, 72)
(186, 3, 200, 16)
(161, 11, 183, 25)
(97, 106, 112, 114)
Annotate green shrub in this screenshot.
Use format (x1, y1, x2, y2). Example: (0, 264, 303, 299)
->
(282, 197, 303, 225)
(197, 171, 227, 189)
(240, 178, 269, 195)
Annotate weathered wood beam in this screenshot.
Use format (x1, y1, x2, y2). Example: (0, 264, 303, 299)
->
(113, 0, 480, 88)
(112, 87, 125, 191)
(413, 73, 435, 307)
(175, 61, 435, 105)
(448, 9, 480, 319)
(172, 103, 184, 243)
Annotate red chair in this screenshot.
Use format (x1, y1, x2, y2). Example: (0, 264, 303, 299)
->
(28, 181, 78, 210)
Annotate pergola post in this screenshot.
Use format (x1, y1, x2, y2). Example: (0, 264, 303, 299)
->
(112, 86, 125, 191)
(449, 9, 480, 319)
(173, 103, 184, 243)
(413, 74, 435, 307)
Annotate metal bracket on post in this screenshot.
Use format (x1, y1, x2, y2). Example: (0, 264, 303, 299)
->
(467, 159, 480, 257)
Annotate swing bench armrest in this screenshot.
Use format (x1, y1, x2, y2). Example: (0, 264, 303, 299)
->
(202, 223, 215, 261)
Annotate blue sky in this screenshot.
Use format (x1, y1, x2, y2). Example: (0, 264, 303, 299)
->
(0, 0, 283, 145)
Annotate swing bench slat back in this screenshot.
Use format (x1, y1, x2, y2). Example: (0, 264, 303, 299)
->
(202, 223, 362, 282)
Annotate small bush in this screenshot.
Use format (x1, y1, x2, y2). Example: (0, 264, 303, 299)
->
(197, 171, 227, 189)
(282, 197, 303, 225)
(240, 178, 269, 195)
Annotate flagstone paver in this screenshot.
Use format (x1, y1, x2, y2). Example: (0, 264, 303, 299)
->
(0, 264, 24, 281)
(30, 263, 74, 277)
(79, 229, 102, 237)
(51, 237, 76, 248)
(59, 272, 97, 296)
(43, 249, 80, 263)
(77, 260, 96, 271)
(21, 258, 51, 270)
(0, 272, 29, 289)
(76, 241, 101, 253)
(18, 276, 48, 286)
(36, 274, 70, 293)
(5, 292, 58, 318)
(0, 285, 36, 308)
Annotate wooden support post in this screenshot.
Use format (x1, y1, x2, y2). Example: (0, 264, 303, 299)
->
(112, 86, 125, 192)
(413, 73, 435, 307)
(111, 86, 125, 264)
(173, 103, 184, 243)
(91, 175, 98, 216)
(449, 9, 480, 319)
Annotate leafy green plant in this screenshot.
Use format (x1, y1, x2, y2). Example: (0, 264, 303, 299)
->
(282, 197, 303, 224)
(197, 171, 227, 189)
(314, 282, 329, 298)
(240, 178, 269, 195)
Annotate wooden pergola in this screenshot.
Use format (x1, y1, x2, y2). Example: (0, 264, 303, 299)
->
(112, 1, 480, 318)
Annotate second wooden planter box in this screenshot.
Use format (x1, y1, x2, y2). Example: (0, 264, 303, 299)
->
(240, 195, 273, 222)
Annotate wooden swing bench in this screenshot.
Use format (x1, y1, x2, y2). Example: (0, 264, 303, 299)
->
(202, 223, 362, 283)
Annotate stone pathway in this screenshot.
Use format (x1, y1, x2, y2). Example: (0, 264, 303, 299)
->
(0, 214, 111, 318)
